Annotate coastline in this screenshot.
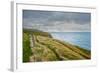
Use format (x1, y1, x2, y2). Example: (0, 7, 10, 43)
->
(23, 29, 91, 62)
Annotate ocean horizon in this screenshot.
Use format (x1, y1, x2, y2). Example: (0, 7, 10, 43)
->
(50, 32, 91, 50)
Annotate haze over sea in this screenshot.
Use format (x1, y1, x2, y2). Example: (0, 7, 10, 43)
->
(51, 32, 91, 50)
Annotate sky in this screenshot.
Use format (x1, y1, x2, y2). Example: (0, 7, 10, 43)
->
(23, 10, 91, 32)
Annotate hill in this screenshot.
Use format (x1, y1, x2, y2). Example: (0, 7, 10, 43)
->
(23, 29, 91, 62)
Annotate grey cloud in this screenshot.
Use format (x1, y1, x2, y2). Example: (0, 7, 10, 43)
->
(23, 10, 91, 32)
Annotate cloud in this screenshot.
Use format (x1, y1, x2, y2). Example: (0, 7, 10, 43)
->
(23, 10, 91, 32)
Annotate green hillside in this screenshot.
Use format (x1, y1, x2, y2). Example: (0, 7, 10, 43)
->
(23, 29, 91, 62)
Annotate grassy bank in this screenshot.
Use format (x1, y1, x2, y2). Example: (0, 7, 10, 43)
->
(23, 32, 32, 62)
(23, 29, 91, 62)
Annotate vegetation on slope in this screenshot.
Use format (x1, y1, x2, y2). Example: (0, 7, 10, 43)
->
(23, 32, 33, 62)
(23, 29, 91, 62)
(23, 29, 52, 38)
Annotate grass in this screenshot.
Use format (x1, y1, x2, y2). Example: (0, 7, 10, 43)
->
(23, 32, 33, 62)
(23, 29, 52, 38)
(30, 42, 58, 62)
(74, 45, 91, 57)
(23, 29, 91, 62)
(54, 39, 91, 59)
(36, 36, 86, 60)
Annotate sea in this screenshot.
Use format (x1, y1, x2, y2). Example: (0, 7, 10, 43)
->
(50, 32, 91, 50)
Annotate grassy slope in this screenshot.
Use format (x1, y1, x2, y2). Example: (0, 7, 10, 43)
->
(23, 32, 33, 62)
(23, 29, 91, 62)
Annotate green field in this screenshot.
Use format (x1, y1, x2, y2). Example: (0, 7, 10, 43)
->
(23, 29, 91, 62)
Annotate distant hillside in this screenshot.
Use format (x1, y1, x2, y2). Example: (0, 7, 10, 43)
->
(23, 29, 91, 62)
(23, 28, 52, 38)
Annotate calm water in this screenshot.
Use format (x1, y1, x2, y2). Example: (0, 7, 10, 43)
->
(50, 32, 91, 50)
